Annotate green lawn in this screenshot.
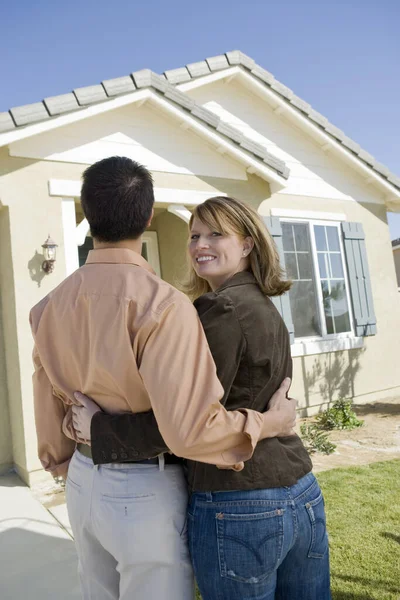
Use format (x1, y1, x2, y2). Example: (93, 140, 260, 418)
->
(195, 460, 400, 600)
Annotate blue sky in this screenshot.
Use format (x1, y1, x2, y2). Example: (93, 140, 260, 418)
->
(1, 0, 399, 238)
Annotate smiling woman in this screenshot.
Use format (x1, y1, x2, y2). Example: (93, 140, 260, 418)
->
(182, 195, 291, 301)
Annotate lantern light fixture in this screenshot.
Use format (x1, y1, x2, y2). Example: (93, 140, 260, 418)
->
(41, 235, 58, 274)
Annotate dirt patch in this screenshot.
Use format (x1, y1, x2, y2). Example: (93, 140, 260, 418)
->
(306, 397, 400, 473)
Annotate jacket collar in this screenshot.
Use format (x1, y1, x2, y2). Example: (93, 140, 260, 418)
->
(85, 248, 155, 275)
(215, 270, 257, 293)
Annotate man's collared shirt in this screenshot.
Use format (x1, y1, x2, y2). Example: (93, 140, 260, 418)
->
(30, 247, 263, 477)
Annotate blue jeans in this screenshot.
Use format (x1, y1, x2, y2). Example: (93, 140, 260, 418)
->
(188, 472, 331, 600)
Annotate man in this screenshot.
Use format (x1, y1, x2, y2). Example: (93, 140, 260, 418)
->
(30, 156, 295, 600)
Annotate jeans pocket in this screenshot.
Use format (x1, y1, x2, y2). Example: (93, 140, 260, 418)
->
(305, 492, 328, 558)
(216, 508, 285, 584)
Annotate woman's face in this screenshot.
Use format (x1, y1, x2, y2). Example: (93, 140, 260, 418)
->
(189, 217, 253, 291)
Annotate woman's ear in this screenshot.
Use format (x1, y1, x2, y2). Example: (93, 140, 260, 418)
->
(242, 236, 255, 257)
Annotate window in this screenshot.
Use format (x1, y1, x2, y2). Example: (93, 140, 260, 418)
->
(282, 221, 352, 340)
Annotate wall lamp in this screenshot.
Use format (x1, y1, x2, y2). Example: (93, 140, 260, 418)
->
(41, 236, 58, 274)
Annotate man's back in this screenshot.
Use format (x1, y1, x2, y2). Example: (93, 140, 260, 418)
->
(30, 248, 186, 419)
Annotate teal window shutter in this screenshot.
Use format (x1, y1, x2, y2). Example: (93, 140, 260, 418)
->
(341, 222, 377, 336)
(263, 216, 295, 344)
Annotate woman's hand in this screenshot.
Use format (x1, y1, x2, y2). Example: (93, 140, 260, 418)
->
(260, 378, 297, 439)
(72, 392, 102, 443)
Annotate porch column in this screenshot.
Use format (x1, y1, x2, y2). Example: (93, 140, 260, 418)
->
(61, 199, 79, 275)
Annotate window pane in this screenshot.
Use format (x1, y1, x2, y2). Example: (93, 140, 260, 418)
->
(330, 281, 351, 333)
(285, 253, 298, 279)
(290, 281, 322, 337)
(282, 223, 295, 251)
(314, 226, 327, 251)
(298, 253, 313, 279)
(318, 253, 328, 279)
(321, 280, 335, 334)
(330, 254, 344, 278)
(294, 223, 309, 251)
(327, 227, 340, 251)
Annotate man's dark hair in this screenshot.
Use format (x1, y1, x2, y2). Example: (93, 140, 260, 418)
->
(81, 156, 154, 242)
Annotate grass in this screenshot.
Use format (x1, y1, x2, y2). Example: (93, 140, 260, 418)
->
(195, 460, 400, 599)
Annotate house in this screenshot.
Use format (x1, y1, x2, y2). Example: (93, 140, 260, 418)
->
(392, 238, 400, 287)
(1, 51, 399, 486)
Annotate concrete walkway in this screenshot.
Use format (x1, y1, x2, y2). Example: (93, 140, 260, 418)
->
(0, 472, 80, 600)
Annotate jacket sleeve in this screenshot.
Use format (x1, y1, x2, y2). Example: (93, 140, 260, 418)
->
(90, 410, 169, 464)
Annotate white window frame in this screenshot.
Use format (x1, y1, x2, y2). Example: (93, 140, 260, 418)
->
(282, 217, 356, 346)
(142, 232, 161, 278)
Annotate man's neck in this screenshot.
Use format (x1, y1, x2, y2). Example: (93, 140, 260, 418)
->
(93, 238, 143, 254)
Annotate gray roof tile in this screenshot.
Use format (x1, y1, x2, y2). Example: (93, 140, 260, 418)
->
(271, 81, 294, 100)
(164, 87, 195, 111)
(44, 93, 79, 116)
(358, 149, 376, 167)
(186, 61, 211, 78)
(325, 123, 346, 140)
(240, 138, 269, 160)
(102, 76, 136, 97)
(0, 112, 15, 132)
(225, 50, 255, 70)
(206, 55, 230, 72)
(340, 135, 361, 154)
(308, 109, 329, 129)
(251, 65, 275, 86)
(373, 162, 390, 178)
(164, 67, 191, 84)
(289, 95, 311, 114)
(191, 105, 220, 128)
(74, 85, 107, 106)
(10, 102, 49, 127)
(131, 70, 169, 93)
(216, 121, 245, 145)
(388, 174, 400, 187)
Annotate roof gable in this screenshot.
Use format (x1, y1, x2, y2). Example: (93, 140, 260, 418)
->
(0, 50, 399, 199)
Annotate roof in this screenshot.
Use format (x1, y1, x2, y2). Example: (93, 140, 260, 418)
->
(392, 238, 400, 249)
(0, 50, 399, 192)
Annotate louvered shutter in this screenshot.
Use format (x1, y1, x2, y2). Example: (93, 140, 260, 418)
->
(341, 222, 377, 336)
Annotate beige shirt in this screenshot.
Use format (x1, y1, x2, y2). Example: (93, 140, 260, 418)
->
(30, 248, 264, 478)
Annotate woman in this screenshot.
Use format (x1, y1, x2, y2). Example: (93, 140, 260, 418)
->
(74, 196, 330, 600)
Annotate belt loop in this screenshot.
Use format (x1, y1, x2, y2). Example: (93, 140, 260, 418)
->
(206, 491, 212, 503)
(158, 453, 165, 472)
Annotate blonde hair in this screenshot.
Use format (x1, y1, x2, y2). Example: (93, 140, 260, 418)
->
(181, 196, 292, 300)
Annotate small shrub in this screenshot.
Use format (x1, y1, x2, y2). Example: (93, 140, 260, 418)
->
(300, 423, 336, 455)
(315, 399, 364, 431)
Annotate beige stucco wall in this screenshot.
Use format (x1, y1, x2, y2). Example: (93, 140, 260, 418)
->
(0, 139, 399, 483)
(260, 193, 400, 412)
(0, 208, 13, 472)
(393, 247, 400, 287)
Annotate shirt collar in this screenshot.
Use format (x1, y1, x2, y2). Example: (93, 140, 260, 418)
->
(85, 248, 155, 275)
(215, 270, 257, 292)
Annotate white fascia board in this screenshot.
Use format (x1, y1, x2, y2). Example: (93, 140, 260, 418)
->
(178, 66, 242, 92)
(49, 180, 225, 205)
(0, 89, 151, 148)
(271, 208, 347, 222)
(167, 204, 192, 223)
(235, 71, 400, 201)
(149, 93, 287, 189)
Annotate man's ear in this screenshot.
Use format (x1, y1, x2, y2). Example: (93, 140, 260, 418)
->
(146, 208, 155, 228)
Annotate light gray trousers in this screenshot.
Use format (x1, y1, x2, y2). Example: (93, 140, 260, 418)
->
(66, 450, 194, 600)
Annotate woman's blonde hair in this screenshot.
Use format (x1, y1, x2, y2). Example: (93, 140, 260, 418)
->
(181, 196, 292, 300)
